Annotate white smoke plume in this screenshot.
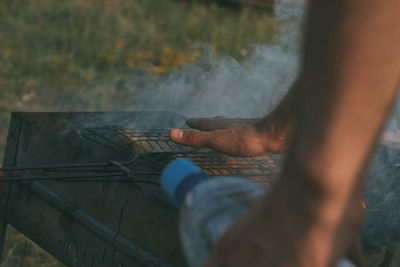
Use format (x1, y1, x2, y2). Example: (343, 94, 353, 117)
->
(114, 1, 306, 118)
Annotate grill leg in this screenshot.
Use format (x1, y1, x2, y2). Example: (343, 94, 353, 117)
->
(0, 218, 6, 264)
(0, 184, 10, 264)
(0, 200, 7, 264)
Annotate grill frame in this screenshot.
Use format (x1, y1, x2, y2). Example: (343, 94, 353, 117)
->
(2, 112, 399, 267)
(0, 112, 282, 267)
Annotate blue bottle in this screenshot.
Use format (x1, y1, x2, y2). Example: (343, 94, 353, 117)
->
(161, 159, 356, 267)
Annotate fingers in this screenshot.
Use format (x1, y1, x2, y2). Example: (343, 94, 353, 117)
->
(186, 116, 260, 131)
(170, 128, 245, 155)
(170, 129, 213, 148)
(170, 126, 269, 156)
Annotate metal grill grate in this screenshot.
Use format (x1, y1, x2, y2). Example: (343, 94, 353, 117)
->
(81, 127, 281, 186)
(128, 151, 281, 186)
(1, 151, 280, 186)
(82, 127, 201, 156)
(1, 127, 281, 187)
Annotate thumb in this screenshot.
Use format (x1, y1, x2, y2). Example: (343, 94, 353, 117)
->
(170, 129, 212, 148)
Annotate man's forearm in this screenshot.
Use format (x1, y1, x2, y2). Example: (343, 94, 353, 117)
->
(280, 0, 400, 264)
(289, 0, 400, 211)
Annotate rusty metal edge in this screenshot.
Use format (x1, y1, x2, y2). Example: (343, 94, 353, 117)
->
(0, 112, 23, 264)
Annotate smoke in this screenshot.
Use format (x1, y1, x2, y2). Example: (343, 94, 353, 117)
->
(362, 92, 400, 249)
(108, 1, 305, 118)
(363, 144, 400, 249)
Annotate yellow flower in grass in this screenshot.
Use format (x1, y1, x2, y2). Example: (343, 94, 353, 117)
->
(146, 51, 155, 59)
(155, 65, 168, 74)
(135, 51, 146, 60)
(125, 57, 135, 68)
(173, 56, 186, 67)
(161, 55, 172, 66)
(185, 54, 198, 64)
(162, 46, 173, 55)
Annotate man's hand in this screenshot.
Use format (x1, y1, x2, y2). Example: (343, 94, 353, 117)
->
(170, 115, 292, 156)
(170, 79, 299, 156)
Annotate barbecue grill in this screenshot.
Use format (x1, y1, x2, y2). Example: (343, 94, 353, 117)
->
(1, 112, 400, 267)
(0, 112, 282, 267)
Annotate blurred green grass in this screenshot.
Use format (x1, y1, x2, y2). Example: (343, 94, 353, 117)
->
(0, 0, 279, 162)
(0, 0, 277, 265)
(1, 227, 63, 267)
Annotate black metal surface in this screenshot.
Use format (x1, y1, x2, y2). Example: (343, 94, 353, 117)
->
(0, 112, 282, 267)
(1, 127, 281, 187)
(80, 127, 282, 187)
(0, 159, 157, 183)
(0, 151, 280, 187)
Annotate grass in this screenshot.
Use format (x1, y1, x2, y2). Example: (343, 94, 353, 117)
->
(0, 0, 279, 162)
(1, 227, 63, 267)
(0, 0, 278, 265)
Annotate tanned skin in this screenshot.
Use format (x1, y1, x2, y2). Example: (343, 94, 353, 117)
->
(170, 0, 400, 266)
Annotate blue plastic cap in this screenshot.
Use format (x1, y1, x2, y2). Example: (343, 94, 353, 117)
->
(161, 159, 202, 201)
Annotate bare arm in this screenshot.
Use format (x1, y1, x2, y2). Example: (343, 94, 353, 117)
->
(282, 0, 400, 264)
(204, 0, 400, 266)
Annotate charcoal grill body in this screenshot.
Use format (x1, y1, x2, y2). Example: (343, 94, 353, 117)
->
(2, 112, 400, 267)
(0, 112, 283, 267)
(0, 112, 189, 267)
